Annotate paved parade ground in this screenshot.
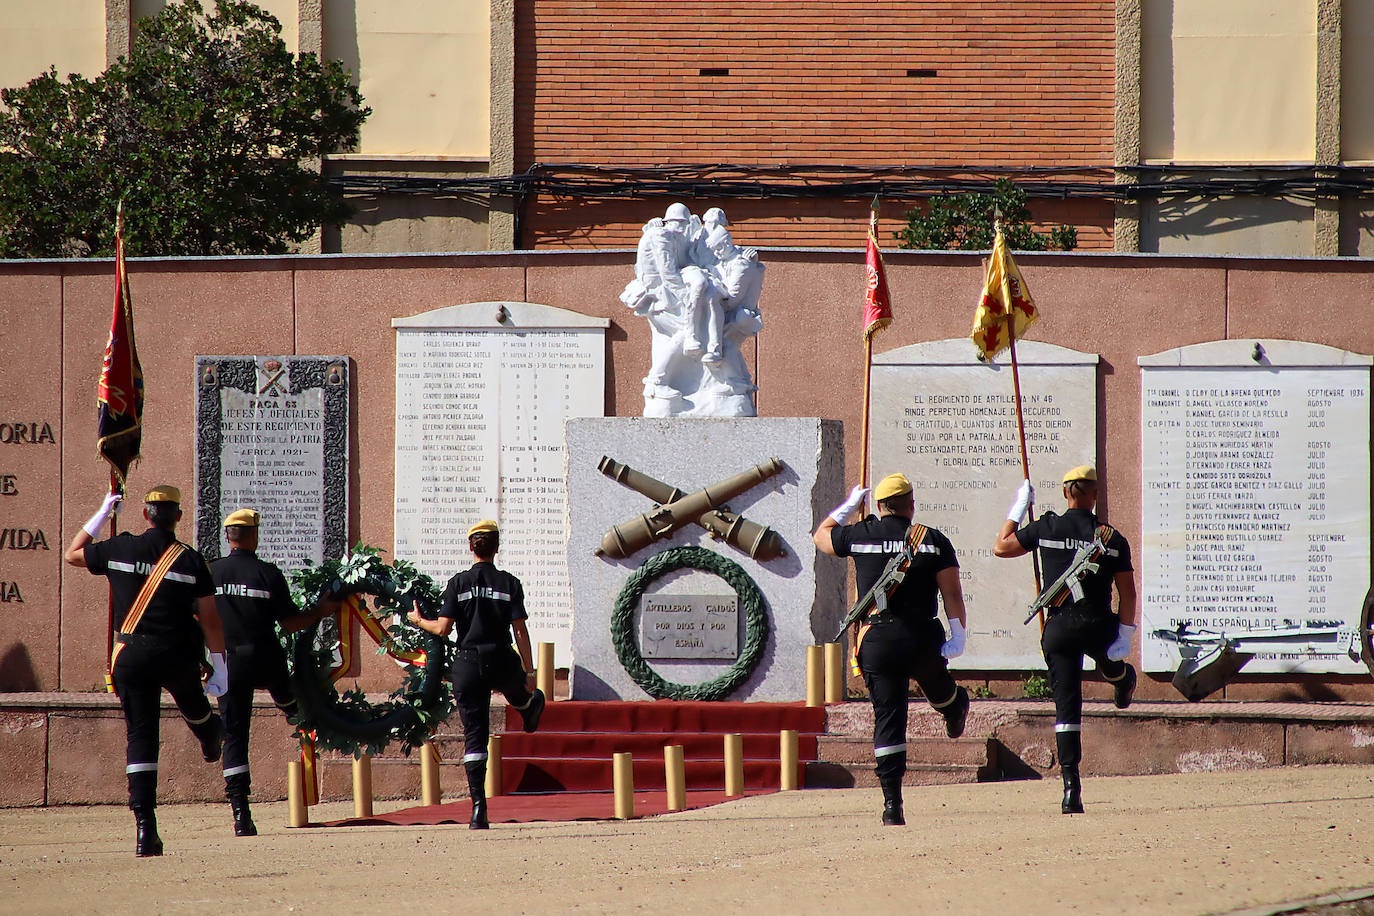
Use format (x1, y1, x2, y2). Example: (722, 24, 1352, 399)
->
(2, 765, 1372, 915)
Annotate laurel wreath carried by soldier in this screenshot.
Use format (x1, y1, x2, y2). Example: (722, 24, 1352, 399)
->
(285, 546, 454, 758)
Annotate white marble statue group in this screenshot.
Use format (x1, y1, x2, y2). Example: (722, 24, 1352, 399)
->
(620, 204, 764, 417)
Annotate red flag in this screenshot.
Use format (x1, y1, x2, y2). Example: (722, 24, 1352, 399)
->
(862, 207, 892, 341)
(97, 206, 143, 490)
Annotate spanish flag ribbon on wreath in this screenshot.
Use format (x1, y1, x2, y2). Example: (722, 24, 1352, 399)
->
(970, 227, 1038, 361)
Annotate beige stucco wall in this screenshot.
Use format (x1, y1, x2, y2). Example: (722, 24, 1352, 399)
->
(323, 0, 490, 158)
(0, 0, 105, 89)
(1140, 195, 1316, 256)
(1342, 0, 1374, 160)
(1142, 0, 1317, 163)
(131, 0, 299, 51)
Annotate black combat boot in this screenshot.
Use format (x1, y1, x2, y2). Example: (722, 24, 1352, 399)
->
(1112, 664, 1137, 710)
(1061, 766, 1084, 815)
(225, 773, 257, 837)
(880, 777, 905, 826)
(519, 688, 546, 733)
(129, 771, 162, 857)
(941, 685, 970, 739)
(466, 761, 489, 830)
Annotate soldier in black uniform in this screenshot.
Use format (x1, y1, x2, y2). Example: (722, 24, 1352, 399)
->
(211, 508, 337, 838)
(994, 465, 1137, 814)
(407, 519, 545, 829)
(813, 473, 970, 827)
(64, 485, 228, 857)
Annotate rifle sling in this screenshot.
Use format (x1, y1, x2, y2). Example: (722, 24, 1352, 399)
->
(853, 522, 929, 661)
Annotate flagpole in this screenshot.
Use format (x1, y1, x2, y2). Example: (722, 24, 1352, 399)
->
(1005, 311, 1046, 631)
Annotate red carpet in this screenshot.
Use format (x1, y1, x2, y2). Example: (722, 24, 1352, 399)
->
(313, 788, 779, 827)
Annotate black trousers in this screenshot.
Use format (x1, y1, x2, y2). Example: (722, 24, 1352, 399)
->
(450, 645, 535, 764)
(1040, 607, 1128, 769)
(217, 644, 297, 790)
(858, 617, 958, 782)
(111, 636, 217, 807)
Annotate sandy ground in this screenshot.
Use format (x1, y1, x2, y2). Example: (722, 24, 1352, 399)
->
(2, 766, 1373, 915)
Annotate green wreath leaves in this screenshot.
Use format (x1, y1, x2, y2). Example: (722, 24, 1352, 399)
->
(610, 546, 769, 701)
(286, 545, 454, 758)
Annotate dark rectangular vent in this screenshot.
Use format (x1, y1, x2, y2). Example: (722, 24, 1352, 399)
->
(906, 68, 938, 78)
(699, 68, 730, 77)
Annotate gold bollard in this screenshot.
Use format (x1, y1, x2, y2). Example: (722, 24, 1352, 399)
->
(486, 734, 504, 797)
(779, 729, 799, 791)
(663, 744, 686, 812)
(805, 645, 823, 707)
(287, 761, 307, 828)
(352, 754, 374, 818)
(421, 740, 441, 806)
(537, 642, 556, 699)
(613, 752, 635, 819)
(723, 733, 744, 797)
(823, 642, 845, 703)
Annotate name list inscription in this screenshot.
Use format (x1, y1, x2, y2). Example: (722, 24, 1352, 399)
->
(1141, 366, 1370, 673)
(394, 323, 605, 659)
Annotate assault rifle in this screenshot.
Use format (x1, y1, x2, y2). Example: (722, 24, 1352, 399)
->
(833, 524, 927, 642)
(1023, 525, 1114, 625)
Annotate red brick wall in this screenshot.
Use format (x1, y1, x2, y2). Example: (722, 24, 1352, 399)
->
(516, 1, 1116, 248)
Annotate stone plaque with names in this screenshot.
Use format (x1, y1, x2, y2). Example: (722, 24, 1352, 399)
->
(639, 593, 739, 659)
(1139, 340, 1372, 674)
(392, 302, 608, 662)
(869, 339, 1099, 669)
(195, 356, 350, 570)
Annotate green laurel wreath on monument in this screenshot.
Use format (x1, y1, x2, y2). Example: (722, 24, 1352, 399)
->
(285, 546, 454, 758)
(611, 546, 769, 701)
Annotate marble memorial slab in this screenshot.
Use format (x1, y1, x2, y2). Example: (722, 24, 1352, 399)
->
(392, 302, 609, 662)
(869, 339, 1099, 669)
(567, 417, 845, 700)
(1139, 339, 1372, 674)
(195, 356, 349, 570)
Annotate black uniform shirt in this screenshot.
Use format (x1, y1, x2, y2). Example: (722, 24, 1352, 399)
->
(210, 548, 298, 652)
(1015, 508, 1133, 613)
(84, 527, 215, 647)
(439, 561, 527, 650)
(830, 514, 959, 623)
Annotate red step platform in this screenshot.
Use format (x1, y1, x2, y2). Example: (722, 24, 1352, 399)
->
(498, 700, 827, 795)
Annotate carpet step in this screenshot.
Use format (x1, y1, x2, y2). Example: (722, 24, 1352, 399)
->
(502, 755, 803, 793)
(496, 731, 819, 760)
(507, 700, 827, 735)
(815, 736, 995, 768)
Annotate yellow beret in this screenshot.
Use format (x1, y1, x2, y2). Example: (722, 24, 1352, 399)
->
(1062, 465, 1097, 484)
(145, 485, 181, 504)
(467, 519, 499, 537)
(223, 508, 260, 528)
(873, 473, 913, 501)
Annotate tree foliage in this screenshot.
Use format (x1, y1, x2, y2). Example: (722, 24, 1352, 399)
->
(0, 0, 368, 258)
(895, 178, 1078, 252)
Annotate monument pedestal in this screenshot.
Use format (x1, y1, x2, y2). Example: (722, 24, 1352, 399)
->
(566, 418, 844, 701)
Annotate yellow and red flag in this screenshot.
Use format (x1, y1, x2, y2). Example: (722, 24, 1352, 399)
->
(971, 227, 1038, 360)
(862, 206, 892, 340)
(97, 205, 144, 490)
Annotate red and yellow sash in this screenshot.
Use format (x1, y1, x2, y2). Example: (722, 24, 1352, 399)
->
(106, 542, 186, 693)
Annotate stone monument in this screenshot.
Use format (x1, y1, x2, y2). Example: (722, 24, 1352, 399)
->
(868, 339, 1100, 669)
(566, 418, 845, 701)
(621, 205, 763, 418)
(1139, 339, 1371, 674)
(392, 302, 608, 661)
(194, 356, 350, 569)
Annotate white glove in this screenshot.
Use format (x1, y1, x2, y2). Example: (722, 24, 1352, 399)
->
(1005, 480, 1034, 523)
(828, 485, 869, 524)
(941, 619, 966, 659)
(1106, 623, 1136, 661)
(204, 652, 229, 698)
(82, 492, 123, 537)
